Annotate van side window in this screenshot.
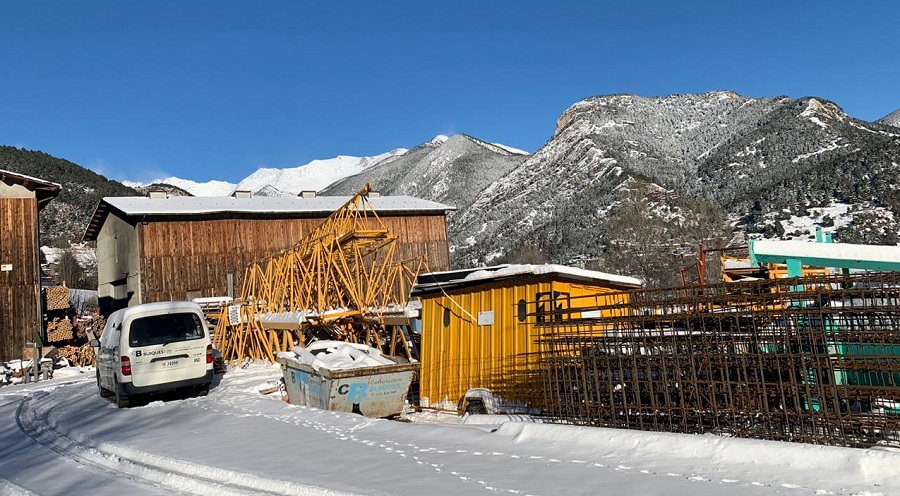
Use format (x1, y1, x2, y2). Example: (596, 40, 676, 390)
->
(100, 317, 122, 348)
(129, 313, 205, 347)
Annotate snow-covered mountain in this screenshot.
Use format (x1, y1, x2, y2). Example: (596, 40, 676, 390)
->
(322, 91, 900, 285)
(878, 108, 900, 128)
(235, 148, 408, 195)
(122, 177, 235, 196)
(126, 135, 531, 198)
(9, 90, 900, 288)
(446, 92, 900, 270)
(322, 134, 528, 207)
(126, 148, 410, 197)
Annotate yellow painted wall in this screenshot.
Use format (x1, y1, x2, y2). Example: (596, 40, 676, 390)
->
(418, 277, 629, 409)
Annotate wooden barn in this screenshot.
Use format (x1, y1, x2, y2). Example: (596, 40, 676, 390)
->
(411, 264, 642, 412)
(0, 169, 61, 362)
(82, 190, 454, 316)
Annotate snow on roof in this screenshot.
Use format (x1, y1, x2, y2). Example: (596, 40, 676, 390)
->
(413, 264, 642, 295)
(754, 240, 900, 264)
(101, 194, 454, 216)
(723, 258, 755, 270)
(0, 168, 62, 206)
(462, 264, 642, 287)
(83, 194, 455, 241)
(0, 168, 62, 190)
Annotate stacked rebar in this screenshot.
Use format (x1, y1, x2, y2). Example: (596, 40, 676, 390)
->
(536, 273, 900, 448)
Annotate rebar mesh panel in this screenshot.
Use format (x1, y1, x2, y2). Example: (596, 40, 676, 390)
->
(536, 273, 900, 448)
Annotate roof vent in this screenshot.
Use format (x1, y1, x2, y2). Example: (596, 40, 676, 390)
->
(368, 191, 381, 199)
(232, 190, 252, 199)
(148, 190, 168, 200)
(300, 190, 316, 198)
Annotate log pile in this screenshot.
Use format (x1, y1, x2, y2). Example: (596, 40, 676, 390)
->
(46, 317, 74, 343)
(45, 286, 70, 311)
(57, 344, 95, 367)
(77, 315, 106, 340)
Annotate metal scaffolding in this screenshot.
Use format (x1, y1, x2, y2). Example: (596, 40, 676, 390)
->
(536, 272, 900, 448)
(214, 184, 425, 364)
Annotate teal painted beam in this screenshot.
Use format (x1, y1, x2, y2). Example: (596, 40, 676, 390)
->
(752, 253, 900, 272)
(786, 258, 803, 278)
(749, 239, 900, 272)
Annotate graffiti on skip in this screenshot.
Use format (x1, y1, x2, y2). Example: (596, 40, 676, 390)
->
(338, 383, 368, 402)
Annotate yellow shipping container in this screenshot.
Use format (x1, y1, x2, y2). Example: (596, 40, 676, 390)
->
(411, 264, 641, 412)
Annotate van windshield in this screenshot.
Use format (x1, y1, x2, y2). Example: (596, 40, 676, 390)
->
(129, 312, 205, 347)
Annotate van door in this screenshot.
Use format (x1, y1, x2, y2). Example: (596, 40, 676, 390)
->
(125, 312, 209, 388)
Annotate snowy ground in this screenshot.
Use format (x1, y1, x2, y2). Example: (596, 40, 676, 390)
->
(0, 364, 897, 496)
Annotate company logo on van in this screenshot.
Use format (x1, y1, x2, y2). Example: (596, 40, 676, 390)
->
(134, 349, 169, 357)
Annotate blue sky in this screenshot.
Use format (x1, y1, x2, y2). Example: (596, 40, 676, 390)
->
(1, 1, 897, 184)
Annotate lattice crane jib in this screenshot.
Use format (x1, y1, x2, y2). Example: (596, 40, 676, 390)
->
(214, 184, 425, 364)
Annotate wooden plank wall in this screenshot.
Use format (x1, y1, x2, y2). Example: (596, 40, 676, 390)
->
(139, 213, 450, 303)
(0, 198, 39, 362)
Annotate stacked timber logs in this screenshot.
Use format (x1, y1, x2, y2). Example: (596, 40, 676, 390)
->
(57, 344, 95, 367)
(77, 314, 106, 340)
(45, 285, 70, 311)
(46, 317, 74, 343)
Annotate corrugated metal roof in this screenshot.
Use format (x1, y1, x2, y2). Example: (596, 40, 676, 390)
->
(101, 194, 454, 215)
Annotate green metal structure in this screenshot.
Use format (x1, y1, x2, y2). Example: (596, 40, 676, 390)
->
(748, 229, 900, 415)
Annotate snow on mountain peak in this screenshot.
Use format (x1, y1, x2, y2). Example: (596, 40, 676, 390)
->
(491, 143, 530, 156)
(124, 135, 525, 198)
(236, 149, 407, 195)
(132, 148, 408, 197)
(799, 98, 846, 128)
(123, 177, 237, 197)
(878, 108, 900, 128)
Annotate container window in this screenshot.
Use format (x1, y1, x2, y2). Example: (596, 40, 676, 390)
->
(443, 307, 451, 327)
(517, 299, 527, 322)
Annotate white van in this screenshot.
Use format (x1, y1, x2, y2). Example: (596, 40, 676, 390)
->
(92, 301, 214, 408)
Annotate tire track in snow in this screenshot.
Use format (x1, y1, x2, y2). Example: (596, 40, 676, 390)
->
(201, 390, 813, 496)
(0, 477, 41, 496)
(16, 387, 355, 496)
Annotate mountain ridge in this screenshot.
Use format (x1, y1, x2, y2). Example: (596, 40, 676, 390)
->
(0, 145, 139, 246)
(449, 92, 900, 269)
(4, 91, 899, 288)
(125, 147, 411, 197)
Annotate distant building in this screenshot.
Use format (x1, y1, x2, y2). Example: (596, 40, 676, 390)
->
(411, 264, 642, 412)
(0, 169, 61, 361)
(83, 190, 454, 316)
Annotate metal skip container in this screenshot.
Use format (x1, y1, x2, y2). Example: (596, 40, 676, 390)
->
(277, 354, 419, 418)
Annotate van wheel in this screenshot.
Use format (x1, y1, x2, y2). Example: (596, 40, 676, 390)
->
(97, 370, 112, 398)
(114, 379, 131, 408)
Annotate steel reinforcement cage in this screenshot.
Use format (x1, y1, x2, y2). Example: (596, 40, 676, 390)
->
(535, 272, 900, 448)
